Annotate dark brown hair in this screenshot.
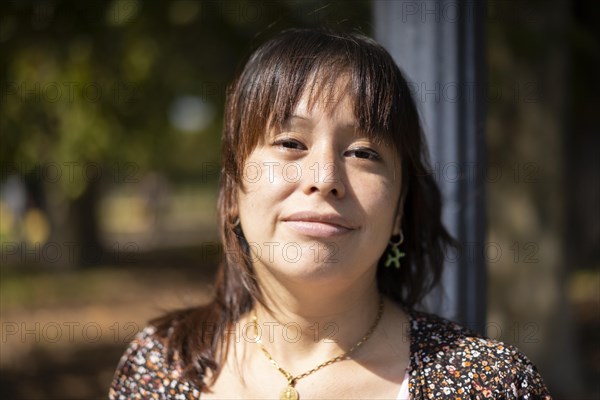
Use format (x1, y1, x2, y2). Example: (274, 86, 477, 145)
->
(152, 28, 454, 389)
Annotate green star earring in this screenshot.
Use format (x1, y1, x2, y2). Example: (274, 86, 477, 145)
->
(384, 231, 405, 269)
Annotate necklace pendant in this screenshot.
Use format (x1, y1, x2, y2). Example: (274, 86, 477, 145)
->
(280, 385, 299, 400)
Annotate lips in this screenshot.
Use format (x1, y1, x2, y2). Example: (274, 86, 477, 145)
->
(282, 211, 357, 237)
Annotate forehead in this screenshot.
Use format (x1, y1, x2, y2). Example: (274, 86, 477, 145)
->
(272, 72, 357, 130)
(292, 80, 354, 119)
(301, 71, 351, 107)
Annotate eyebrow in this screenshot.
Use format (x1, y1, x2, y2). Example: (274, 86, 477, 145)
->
(283, 114, 358, 132)
(281, 115, 312, 130)
(285, 114, 311, 122)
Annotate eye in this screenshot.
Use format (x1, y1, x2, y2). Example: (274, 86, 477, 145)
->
(273, 138, 306, 150)
(345, 147, 381, 160)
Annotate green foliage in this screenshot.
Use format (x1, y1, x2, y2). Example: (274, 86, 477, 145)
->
(1, 0, 372, 195)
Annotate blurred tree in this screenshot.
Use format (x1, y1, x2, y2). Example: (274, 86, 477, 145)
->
(0, 0, 371, 266)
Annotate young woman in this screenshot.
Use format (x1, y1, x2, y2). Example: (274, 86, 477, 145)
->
(109, 28, 551, 399)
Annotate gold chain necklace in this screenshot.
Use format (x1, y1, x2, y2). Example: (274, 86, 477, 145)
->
(251, 297, 384, 400)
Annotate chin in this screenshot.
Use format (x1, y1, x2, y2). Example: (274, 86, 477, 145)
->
(270, 256, 362, 285)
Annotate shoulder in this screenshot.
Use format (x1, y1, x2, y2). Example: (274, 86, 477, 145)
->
(408, 310, 552, 399)
(108, 325, 202, 399)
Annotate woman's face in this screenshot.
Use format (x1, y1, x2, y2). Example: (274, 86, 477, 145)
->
(237, 83, 403, 289)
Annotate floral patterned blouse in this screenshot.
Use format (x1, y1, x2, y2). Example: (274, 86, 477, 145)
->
(109, 310, 552, 399)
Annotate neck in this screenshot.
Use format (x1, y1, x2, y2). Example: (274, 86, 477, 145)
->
(247, 272, 382, 371)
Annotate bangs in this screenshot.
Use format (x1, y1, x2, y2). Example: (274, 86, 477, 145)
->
(227, 29, 413, 177)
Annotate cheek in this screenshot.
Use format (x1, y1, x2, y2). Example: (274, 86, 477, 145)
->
(349, 173, 401, 229)
(238, 160, 294, 217)
(244, 164, 293, 198)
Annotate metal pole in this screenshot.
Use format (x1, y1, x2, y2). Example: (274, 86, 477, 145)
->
(374, 0, 487, 331)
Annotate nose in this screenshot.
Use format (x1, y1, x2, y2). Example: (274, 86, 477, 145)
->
(302, 147, 346, 198)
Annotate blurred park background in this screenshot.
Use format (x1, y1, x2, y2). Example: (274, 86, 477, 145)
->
(0, 0, 598, 398)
